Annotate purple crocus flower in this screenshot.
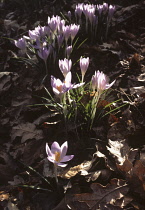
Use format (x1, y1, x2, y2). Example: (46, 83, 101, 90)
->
(97, 5, 103, 16)
(66, 45, 72, 59)
(70, 24, 80, 42)
(51, 72, 84, 99)
(92, 71, 115, 92)
(46, 141, 74, 167)
(75, 3, 84, 19)
(44, 26, 51, 36)
(108, 5, 115, 20)
(59, 58, 72, 78)
(62, 25, 71, 43)
(29, 26, 46, 40)
(14, 38, 26, 50)
(38, 47, 50, 61)
(103, 3, 108, 14)
(67, 11, 71, 21)
(80, 56, 89, 82)
(48, 15, 61, 34)
(57, 19, 65, 34)
(85, 5, 96, 24)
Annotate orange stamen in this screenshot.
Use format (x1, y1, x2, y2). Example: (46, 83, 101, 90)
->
(55, 151, 61, 162)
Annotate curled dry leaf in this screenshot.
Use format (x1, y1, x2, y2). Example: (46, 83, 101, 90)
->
(0, 192, 9, 201)
(60, 157, 98, 179)
(60, 164, 83, 179)
(11, 122, 44, 143)
(107, 139, 138, 166)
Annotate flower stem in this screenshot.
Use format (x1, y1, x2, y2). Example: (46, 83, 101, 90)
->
(54, 164, 58, 185)
(45, 60, 48, 75)
(90, 91, 101, 128)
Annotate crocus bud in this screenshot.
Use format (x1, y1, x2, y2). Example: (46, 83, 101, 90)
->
(14, 38, 26, 50)
(48, 15, 61, 33)
(103, 3, 108, 13)
(66, 45, 72, 59)
(59, 58, 72, 78)
(68, 11, 71, 21)
(38, 47, 50, 61)
(75, 3, 84, 18)
(80, 56, 89, 82)
(97, 5, 103, 16)
(62, 25, 71, 43)
(70, 24, 80, 42)
(91, 70, 115, 93)
(108, 5, 115, 20)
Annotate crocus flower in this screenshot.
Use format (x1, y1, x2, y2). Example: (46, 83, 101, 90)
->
(103, 3, 108, 13)
(29, 26, 46, 40)
(38, 47, 50, 61)
(108, 5, 115, 20)
(67, 11, 71, 21)
(48, 15, 61, 33)
(14, 38, 26, 50)
(70, 24, 80, 42)
(46, 141, 74, 167)
(83, 4, 96, 25)
(75, 3, 84, 19)
(59, 58, 72, 78)
(80, 56, 89, 82)
(62, 25, 71, 43)
(29, 30, 39, 40)
(57, 19, 65, 34)
(97, 5, 103, 16)
(83, 4, 96, 21)
(66, 45, 72, 59)
(92, 71, 115, 93)
(51, 72, 84, 99)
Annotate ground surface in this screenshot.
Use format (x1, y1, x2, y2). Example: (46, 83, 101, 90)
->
(0, 0, 145, 209)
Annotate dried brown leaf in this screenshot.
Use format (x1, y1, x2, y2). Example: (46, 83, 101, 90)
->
(67, 179, 129, 210)
(60, 164, 83, 179)
(11, 122, 44, 143)
(107, 139, 138, 166)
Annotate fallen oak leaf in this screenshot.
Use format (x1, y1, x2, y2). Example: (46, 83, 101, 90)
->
(67, 179, 129, 210)
(11, 122, 43, 143)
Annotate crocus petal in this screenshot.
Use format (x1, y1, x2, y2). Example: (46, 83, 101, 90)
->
(47, 156, 55, 163)
(52, 87, 61, 96)
(60, 141, 68, 160)
(57, 162, 68, 167)
(73, 82, 84, 89)
(64, 72, 72, 87)
(61, 155, 74, 162)
(51, 141, 61, 154)
(106, 80, 116, 89)
(46, 143, 53, 157)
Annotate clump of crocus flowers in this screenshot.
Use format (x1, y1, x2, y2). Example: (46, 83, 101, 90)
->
(14, 2, 115, 78)
(14, 2, 116, 128)
(49, 56, 115, 128)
